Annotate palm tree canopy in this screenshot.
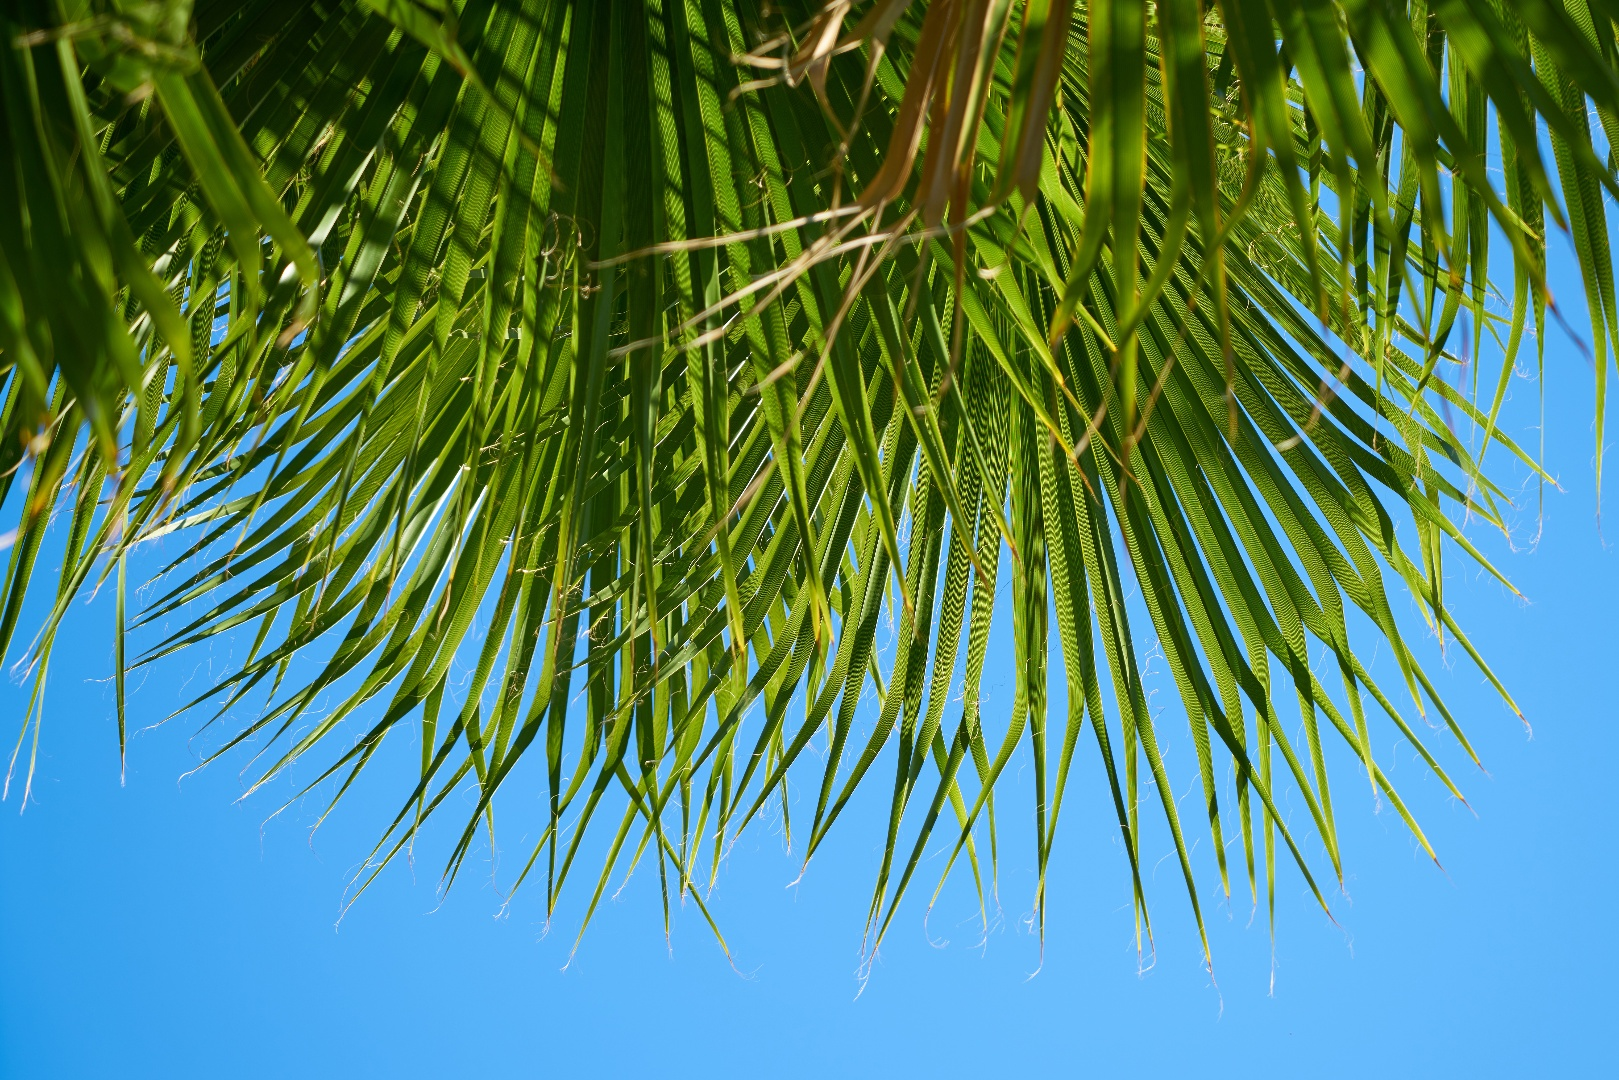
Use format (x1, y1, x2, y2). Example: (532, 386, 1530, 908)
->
(0, 0, 1604, 965)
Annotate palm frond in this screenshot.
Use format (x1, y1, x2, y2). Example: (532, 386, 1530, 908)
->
(1, 0, 1604, 968)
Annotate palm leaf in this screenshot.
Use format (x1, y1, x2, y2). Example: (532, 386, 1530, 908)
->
(1, 0, 1603, 969)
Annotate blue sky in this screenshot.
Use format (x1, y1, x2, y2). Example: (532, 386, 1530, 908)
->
(4, 263, 1618, 1076)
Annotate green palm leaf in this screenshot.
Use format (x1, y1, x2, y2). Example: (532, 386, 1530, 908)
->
(1, 0, 1603, 968)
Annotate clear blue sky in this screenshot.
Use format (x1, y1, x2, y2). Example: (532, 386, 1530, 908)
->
(4, 249, 1616, 1076)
